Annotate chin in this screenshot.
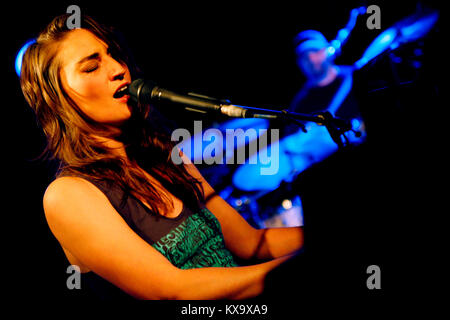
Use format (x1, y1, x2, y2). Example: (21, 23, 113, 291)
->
(117, 103, 133, 120)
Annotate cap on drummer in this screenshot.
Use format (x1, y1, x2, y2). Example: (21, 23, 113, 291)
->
(294, 30, 336, 85)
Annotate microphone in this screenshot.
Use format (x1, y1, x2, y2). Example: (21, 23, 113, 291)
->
(127, 79, 252, 118)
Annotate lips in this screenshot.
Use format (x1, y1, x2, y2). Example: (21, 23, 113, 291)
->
(113, 83, 130, 99)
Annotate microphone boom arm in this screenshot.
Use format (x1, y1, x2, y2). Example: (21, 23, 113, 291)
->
(128, 78, 354, 147)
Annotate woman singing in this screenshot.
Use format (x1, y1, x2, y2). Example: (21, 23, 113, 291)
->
(20, 13, 303, 300)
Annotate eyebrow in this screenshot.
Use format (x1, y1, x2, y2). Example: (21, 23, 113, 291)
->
(77, 52, 100, 65)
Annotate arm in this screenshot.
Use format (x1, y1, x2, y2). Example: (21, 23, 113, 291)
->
(43, 177, 289, 300)
(180, 151, 304, 261)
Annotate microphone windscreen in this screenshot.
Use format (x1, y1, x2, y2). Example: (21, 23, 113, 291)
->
(128, 79, 157, 105)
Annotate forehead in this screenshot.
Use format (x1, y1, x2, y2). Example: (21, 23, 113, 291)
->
(298, 48, 325, 58)
(59, 29, 106, 67)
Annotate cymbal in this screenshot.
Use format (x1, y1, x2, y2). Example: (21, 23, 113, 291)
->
(354, 9, 438, 70)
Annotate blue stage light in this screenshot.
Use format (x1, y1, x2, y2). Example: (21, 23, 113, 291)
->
(326, 46, 336, 56)
(15, 39, 36, 77)
(351, 118, 360, 130)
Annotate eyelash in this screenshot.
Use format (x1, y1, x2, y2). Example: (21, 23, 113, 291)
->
(83, 64, 99, 73)
(82, 48, 116, 73)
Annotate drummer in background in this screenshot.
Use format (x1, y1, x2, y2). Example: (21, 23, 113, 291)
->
(285, 30, 362, 136)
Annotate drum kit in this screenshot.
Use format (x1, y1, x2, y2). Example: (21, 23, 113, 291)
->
(214, 116, 364, 228)
(195, 7, 439, 229)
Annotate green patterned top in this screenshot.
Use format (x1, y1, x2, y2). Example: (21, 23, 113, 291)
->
(152, 207, 238, 269)
(83, 178, 238, 270)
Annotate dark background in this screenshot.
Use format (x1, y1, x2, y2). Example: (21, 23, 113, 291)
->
(2, 0, 442, 308)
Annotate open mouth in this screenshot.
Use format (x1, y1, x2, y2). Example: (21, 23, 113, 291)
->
(113, 84, 129, 99)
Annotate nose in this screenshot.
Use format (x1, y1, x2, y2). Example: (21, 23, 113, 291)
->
(106, 55, 127, 81)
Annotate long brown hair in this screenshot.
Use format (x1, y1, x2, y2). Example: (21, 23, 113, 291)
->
(20, 14, 205, 215)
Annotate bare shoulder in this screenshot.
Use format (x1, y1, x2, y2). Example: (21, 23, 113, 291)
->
(43, 176, 106, 219)
(41, 176, 182, 299)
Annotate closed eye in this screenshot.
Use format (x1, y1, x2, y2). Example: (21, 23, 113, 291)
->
(82, 63, 99, 73)
(78, 51, 101, 73)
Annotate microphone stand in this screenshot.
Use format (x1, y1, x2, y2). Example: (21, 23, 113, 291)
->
(251, 108, 353, 149)
(151, 89, 355, 149)
(207, 100, 354, 149)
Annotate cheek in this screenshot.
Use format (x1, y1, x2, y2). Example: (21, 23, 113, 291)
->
(61, 68, 131, 124)
(62, 75, 105, 121)
(68, 76, 105, 101)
